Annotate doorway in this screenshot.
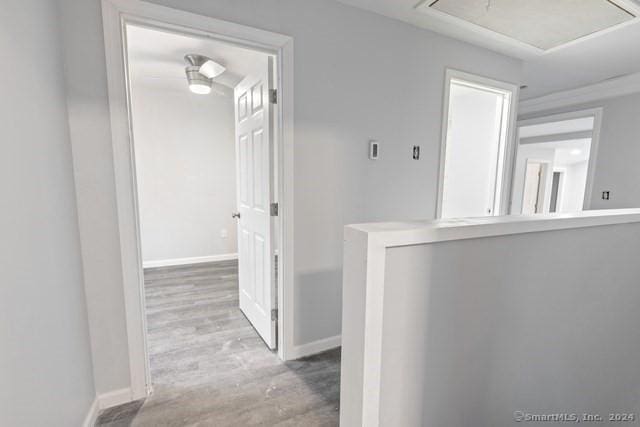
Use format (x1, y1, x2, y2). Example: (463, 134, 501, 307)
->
(125, 22, 279, 389)
(101, 0, 295, 401)
(125, 21, 282, 395)
(512, 109, 601, 214)
(521, 160, 549, 214)
(437, 69, 519, 219)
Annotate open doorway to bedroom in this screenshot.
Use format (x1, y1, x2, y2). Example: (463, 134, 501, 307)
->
(125, 22, 283, 386)
(96, 5, 341, 424)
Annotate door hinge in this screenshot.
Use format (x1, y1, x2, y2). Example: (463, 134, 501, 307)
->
(269, 89, 278, 104)
(271, 308, 278, 322)
(270, 202, 279, 217)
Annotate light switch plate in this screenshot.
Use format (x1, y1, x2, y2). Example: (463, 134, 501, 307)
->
(369, 140, 379, 160)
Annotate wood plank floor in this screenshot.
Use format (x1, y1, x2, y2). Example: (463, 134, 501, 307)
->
(95, 260, 340, 427)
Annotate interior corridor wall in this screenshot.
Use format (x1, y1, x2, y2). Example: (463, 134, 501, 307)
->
(0, 0, 96, 425)
(520, 92, 640, 211)
(130, 82, 237, 264)
(58, 0, 522, 393)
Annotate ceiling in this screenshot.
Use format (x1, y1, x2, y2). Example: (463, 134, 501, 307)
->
(336, 0, 640, 99)
(524, 139, 592, 165)
(126, 24, 268, 92)
(424, 0, 633, 51)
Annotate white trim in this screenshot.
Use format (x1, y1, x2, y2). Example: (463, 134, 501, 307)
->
(100, 0, 295, 400)
(82, 397, 99, 427)
(519, 72, 640, 115)
(346, 209, 640, 427)
(97, 387, 133, 410)
(350, 210, 640, 246)
(551, 167, 567, 214)
(513, 108, 603, 212)
(288, 335, 342, 360)
(519, 130, 593, 145)
(436, 68, 520, 218)
(142, 253, 238, 268)
(523, 158, 552, 214)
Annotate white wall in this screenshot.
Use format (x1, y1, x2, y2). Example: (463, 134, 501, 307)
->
(58, 0, 522, 393)
(342, 217, 640, 426)
(130, 82, 237, 263)
(560, 161, 588, 212)
(57, 0, 131, 395)
(0, 1, 96, 425)
(520, 92, 640, 211)
(386, 225, 640, 426)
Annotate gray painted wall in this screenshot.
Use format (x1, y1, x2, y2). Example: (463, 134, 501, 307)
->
(520, 92, 640, 211)
(58, 0, 130, 395)
(0, 1, 96, 425)
(379, 224, 640, 426)
(130, 83, 237, 263)
(58, 0, 522, 393)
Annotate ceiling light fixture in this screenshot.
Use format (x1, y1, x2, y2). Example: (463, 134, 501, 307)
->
(570, 149, 582, 156)
(185, 67, 212, 94)
(184, 54, 226, 95)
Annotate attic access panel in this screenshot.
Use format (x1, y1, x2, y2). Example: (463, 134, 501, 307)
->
(420, 0, 635, 50)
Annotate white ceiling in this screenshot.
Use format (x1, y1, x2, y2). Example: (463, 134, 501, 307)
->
(523, 139, 592, 165)
(424, 0, 633, 51)
(126, 24, 268, 91)
(336, 0, 640, 99)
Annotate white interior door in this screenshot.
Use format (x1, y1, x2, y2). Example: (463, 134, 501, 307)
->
(234, 57, 276, 349)
(440, 80, 511, 218)
(522, 161, 542, 214)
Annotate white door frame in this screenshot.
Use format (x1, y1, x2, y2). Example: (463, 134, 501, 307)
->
(101, 0, 294, 400)
(550, 168, 567, 213)
(522, 158, 552, 214)
(514, 107, 603, 211)
(436, 68, 520, 218)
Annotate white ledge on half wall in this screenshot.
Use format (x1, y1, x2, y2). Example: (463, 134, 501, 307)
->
(348, 208, 640, 248)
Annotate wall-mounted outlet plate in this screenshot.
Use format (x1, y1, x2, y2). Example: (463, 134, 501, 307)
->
(369, 140, 379, 160)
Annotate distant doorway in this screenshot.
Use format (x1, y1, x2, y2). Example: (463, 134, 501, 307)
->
(512, 109, 602, 215)
(521, 160, 548, 214)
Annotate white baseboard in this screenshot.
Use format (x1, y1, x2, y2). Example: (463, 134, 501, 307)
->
(143, 253, 238, 269)
(82, 397, 99, 427)
(97, 387, 133, 410)
(289, 335, 341, 360)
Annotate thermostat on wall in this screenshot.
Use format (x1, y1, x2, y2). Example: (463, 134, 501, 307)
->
(369, 140, 379, 160)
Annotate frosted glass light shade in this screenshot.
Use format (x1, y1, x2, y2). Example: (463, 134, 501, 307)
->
(189, 83, 212, 95)
(199, 60, 226, 79)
